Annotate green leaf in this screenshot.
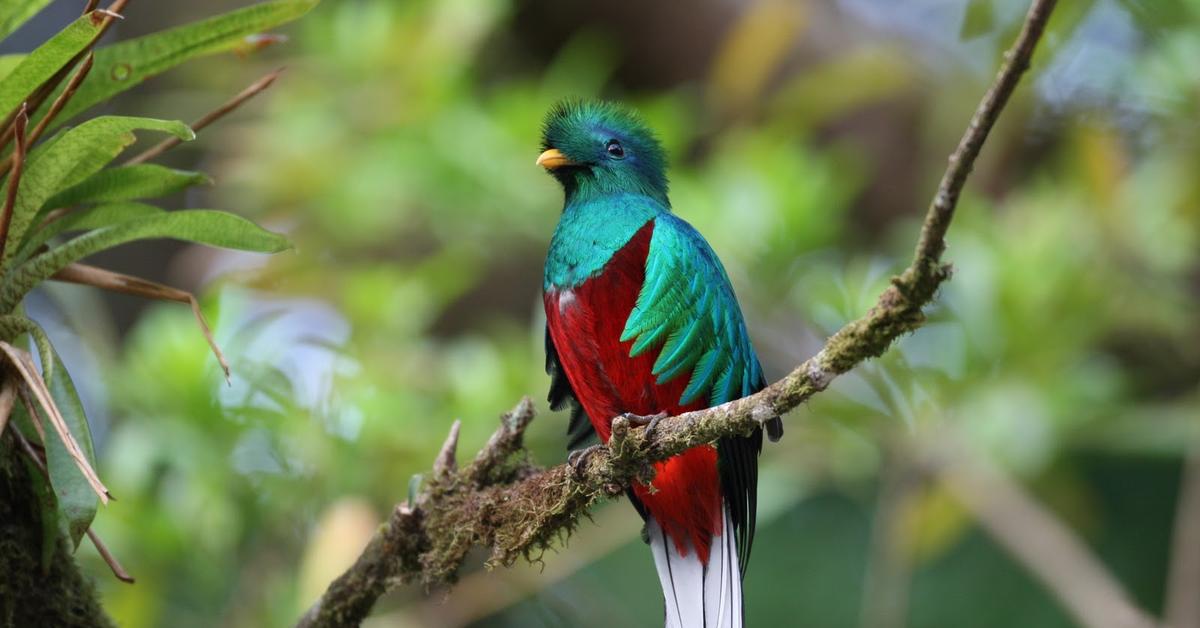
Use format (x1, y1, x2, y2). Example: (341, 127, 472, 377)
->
(0, 0, 56, 42)
(17, 201, 166, 264)
(0, 53, 24, 81)
(1, 210, 290, 309)
(0, 116, 193, 265)
(54, 0, 320, 125)
(45, 164, 211, 209)
(39, 340, 99, 548)
(4, 322, 98, 551)
(0, 13, 100, 119)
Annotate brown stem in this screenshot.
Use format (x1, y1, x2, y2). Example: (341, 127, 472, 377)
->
(85, 528, 135, 584)
(0, 105, 29, 262)
(123, 68, 284, 166)
(296, 1, 1060, 626)
(27, 53, 95, 148)
(51, 263, 231, 381)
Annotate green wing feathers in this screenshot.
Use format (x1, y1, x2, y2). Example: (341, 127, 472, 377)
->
(620, 214, 764, 407)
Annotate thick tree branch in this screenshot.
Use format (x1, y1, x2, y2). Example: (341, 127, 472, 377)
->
(296, 1, 1059, 626)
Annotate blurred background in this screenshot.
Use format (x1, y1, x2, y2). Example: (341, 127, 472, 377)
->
(7, 0, 1200, 626)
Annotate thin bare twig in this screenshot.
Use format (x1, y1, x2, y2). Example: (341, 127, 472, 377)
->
(27, 53, 95, 147)
(1166, 442, 1200, 628)
(124, 68, 285, 166)
(85, 528, 135, 584)
(0, 105, 29, 262)
(17, 385, 46, 444)
(297, 2, 1060, 626)
(10, 414, 46, 469)
(51, 263, 231, 382)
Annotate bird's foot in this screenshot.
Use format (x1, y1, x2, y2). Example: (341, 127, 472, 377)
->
(618, 411, 669, 440)
(567, 444, 604, 477)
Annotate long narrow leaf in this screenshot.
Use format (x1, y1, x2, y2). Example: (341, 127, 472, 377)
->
(21, 336, 99, 548)
(0, 116, 193, 264)
(0, 13, 101, 119)
(53, 0, 319, 125)
(45, 164, 211, 209)
(42, 344, 99, 547)
(0, 341, 108, 510)
(0, 53, 24, 81)
(0, 0, 55, 41)
(1, 210, 289, 308)
(17, 201, 165, 264)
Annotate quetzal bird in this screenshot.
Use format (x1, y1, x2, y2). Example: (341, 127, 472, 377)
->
(538, 100, 783, 628)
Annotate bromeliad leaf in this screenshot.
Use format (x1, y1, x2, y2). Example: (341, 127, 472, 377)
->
(16, 202, 166, 266)
(0, 116, 193, 265)
(52, 0, 320, 126)
(0, 337, 108, 524)
(37, 339, 100, 548)
(44, 165, 211, 210)
(0, 326, 101, 551)
(0, 0, 56, 42)
(0, 53, 24, 81)
(1, 210, 290, 309)
(0, 12, 100, 118)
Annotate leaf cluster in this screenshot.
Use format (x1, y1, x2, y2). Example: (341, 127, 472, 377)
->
(0, 0, 316, 578)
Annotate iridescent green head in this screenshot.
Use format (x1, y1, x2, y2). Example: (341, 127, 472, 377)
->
(538, 99, 669, 206)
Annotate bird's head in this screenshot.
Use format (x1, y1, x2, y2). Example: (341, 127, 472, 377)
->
(538, 99, 669, 206)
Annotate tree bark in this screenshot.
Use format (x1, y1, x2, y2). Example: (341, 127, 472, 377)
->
(0, 432, 114, 628)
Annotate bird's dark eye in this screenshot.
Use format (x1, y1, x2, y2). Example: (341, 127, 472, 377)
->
(605, 139, 625, 159)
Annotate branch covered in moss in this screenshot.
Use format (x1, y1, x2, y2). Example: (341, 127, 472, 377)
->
(296, 1, 1059, 626)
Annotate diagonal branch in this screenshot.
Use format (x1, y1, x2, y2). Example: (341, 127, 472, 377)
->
(123, 68, 284, 166)
(296, 1, 1059, 626)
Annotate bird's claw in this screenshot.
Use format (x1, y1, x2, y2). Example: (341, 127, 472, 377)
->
(567, 444, 603, 477)
(619, 411, 669, 440)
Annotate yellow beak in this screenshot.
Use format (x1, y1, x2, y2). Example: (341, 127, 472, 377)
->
(536, 148, 575, 170)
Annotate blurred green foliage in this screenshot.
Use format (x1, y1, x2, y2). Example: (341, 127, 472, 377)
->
(24, 0, 1198, 626)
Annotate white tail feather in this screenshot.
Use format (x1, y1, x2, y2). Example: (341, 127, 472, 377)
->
(648, 505, 742, 628)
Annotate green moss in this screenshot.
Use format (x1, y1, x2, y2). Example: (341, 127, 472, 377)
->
(0, 435, 113, 628)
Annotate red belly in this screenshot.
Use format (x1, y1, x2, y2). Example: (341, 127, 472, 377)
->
(544, 220, 722, 561)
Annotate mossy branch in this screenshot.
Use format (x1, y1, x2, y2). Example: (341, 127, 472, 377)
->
(296, 1, 1059, 626)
